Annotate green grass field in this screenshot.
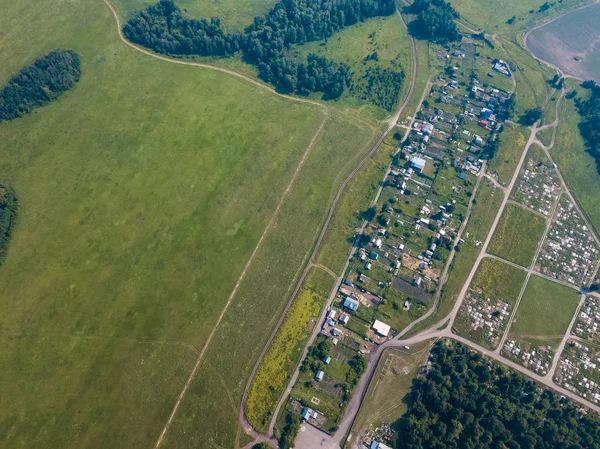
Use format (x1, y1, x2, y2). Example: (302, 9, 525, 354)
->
(470, 258, 527, 306)
(509, 275, 580, 349)
(348, 341, 434, 440)
(488, 122, 530, 185)
(0, 1, 377, 448)
(551, 82, 600, 234)
(488, 203, 546, 267)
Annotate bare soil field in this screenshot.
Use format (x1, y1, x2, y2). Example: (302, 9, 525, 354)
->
(526, 3, 600, 81)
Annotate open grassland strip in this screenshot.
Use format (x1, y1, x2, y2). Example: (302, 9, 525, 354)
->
(153, 114, 376, 449)
(0, 333, 198, 449)
(508, 276, 581, 350)
(550, 86, 600, 234)
(488, 203, 546, 267)
(403, 178, 505, 338)
(0, 1, 336, 448)
(245, 267, 335, 433)
(487, 123, 530, 185)
(141, 111, 330, 449)
(450, 0, 594, 34)
(315, 144, 393, 274)
(400, 39, 430, 123)
(347, 340, 436, 444)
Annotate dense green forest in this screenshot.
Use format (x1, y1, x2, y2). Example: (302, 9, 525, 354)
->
(397, 341, 600, 449)
(0, 185, 18, 263)
(124, 0, 403, 106)
(407, 0, 461, 43)
(352, 65, 405, 111)
(0, 50, 81, 122)
(577, 81, 600, 173)
(123, 0, 242, 56)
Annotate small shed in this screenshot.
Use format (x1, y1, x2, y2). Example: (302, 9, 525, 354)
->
(324, 356, 331, 365)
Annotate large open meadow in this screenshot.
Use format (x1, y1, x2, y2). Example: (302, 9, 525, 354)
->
(0, 0, 377, 448)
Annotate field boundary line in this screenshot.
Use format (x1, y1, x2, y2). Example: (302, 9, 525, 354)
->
(152, 111, 328, 448)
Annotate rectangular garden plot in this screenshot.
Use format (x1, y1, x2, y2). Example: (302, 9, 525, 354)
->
(502, 275, 580, 375)
(454, 258, 527, 349)
(535, 195, 599, 286)
(488, 203, 546, 267)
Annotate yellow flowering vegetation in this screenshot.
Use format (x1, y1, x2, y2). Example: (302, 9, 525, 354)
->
(245, 268, 334, 432)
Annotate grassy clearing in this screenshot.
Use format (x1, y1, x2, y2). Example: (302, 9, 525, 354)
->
(488, 203, 546, 267)
(470, 258, 527, 307)
(348, 341, 434, 441)
(404, 178, 504, 337)
(509, 275, 580, 348)
(450, 0, 592, 34)
(536, 127, 554, 147)
(550, 83, 600, 234)
(245, 267, 334, 432)
(488, 122, 529, 185)
(316, 143, 393, 274)
(0, 1, 376, 448)
(293, 14, 413, 121)
(157, 112, 375, 448)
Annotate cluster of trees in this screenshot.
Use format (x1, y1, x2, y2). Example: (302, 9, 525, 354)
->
(300, 337, 333, 374)
(0, 50, 81, 122)
(279, 414, 301, 449)
(409, 0, 461, 43)
(352, 66, 405, 111)
(521, 107, 543, 126)
(123, 0, 242, 56)
(397, 342, 600, 449)
(124, 0, 398, 99)
(0, 185, 17, 263)
(577, 81, 600, 173)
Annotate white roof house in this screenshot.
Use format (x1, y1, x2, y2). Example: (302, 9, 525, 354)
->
(315, 370, 324, 381)
(372, 319, 391, 337)
(411, 157, 426, 172)
(371, 442, 392, 449)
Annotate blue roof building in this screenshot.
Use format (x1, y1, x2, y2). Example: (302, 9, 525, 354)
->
(343, 296, 359, 312)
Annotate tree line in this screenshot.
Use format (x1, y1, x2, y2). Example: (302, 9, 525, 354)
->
(407, 0, 461, 43)
(0, 185, 17, 264)
(0, 50, 81, 122)
(396, 341, 600, 449)
(123, 0, 401, 102)
(577, 81, 600, 173)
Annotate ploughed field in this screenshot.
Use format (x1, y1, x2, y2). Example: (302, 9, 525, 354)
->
(526, 3, 600, 82)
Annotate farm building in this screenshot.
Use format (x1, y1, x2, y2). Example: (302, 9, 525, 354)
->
(372, 320, 391, 337)
(315, 370, 324, 381)
(343, 297, 359, 311)
(413, 276, 422, 286)
(411, 157, 427, 173)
